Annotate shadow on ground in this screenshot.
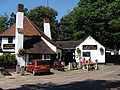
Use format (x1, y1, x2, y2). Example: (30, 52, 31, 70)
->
(8, 79, 120, 90)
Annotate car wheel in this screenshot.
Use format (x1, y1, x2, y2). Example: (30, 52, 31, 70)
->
(32, 70, 36, 75)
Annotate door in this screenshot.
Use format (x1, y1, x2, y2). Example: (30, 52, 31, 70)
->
(64, 52, 74, 66)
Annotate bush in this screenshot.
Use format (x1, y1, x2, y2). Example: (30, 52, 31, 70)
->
(0, 53, 16, 68)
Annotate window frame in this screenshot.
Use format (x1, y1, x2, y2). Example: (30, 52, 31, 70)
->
(8, 37, 13, 43)
(82, 52, 91, 57)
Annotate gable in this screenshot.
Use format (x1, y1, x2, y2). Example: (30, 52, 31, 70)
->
(80, 35, 105, 48)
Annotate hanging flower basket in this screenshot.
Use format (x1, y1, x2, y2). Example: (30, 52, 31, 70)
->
(99, 47, 104, 52)
(17, 48, 26, 56)
(99, 47, 104, 55)
(76, 48, 81, 56)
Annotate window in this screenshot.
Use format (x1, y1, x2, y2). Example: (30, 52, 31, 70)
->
(83, 52, 90, 57)
(45, 55, 50, 60)
(8, 37, 13, 43)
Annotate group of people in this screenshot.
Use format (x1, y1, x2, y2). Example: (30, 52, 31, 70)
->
(81, 57, 93, 64)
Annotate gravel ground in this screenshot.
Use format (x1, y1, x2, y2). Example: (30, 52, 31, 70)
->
(0, 65, 120, 90)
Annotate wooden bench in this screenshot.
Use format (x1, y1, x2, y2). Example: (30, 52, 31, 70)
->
(82, 63, 98, 71)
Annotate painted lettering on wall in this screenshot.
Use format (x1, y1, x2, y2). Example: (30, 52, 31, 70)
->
(83, 45, 97, 50)
(3, 44, 15, 49)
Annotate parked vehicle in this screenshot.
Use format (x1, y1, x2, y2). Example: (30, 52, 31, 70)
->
(53, 61, 64, 71)
(26, 60, 50, 75)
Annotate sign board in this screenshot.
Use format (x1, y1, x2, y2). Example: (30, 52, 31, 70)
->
(3, 44, 15, 49)
(83, 45, 97, 50)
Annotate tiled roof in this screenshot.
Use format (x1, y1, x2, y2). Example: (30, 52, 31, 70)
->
(0, 16, 41, 36)
(56, 41, 82, 49)
(24, 37, 56, 54)
(31, 22, 63, 49)
(0, 16, 62, 49)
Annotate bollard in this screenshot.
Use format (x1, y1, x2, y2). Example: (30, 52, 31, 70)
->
(78, 62, 82, 69)
(61, 62, 65, 66)
(16, 65, 20, 74)
(69, 62, 73, 70)
(20, 66, 25, 76)
(95, 59, 98, 70)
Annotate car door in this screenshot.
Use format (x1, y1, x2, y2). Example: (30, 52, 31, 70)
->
(28, 61, 34, 71)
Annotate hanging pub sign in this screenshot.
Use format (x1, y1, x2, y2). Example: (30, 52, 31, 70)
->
(3, 44, 15, 49)
(83, 45, 97, 50)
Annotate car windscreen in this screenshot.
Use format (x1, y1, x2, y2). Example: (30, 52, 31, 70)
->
(36, 61, 49, 66)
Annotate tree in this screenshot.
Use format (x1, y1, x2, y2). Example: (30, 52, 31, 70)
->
(26, 6, 58, 41)
(0, 13, 9, 33)
(58, 13, 75, 41)
(8, 12, 16, 27)
(59, 0, 120, 49)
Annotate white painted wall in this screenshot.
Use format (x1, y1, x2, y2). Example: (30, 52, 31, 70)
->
(44, 23, 51, 39)
(15, 10, 25, 67)
(42, 37, 57, 52)
(75, 36, 105, 63)
(15, 12, 24, 54)
(42, 37, 62, 61)
(1, 37, 15, 52)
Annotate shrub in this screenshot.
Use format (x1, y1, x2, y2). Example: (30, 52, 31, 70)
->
(0, 53, 16, 68)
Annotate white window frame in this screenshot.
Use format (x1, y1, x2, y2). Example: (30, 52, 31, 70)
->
(45, 55, 50, 60)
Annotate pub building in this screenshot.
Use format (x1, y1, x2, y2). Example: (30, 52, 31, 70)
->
(75, 35, 105, 64)
(0, 4, 107, 67)
(0, 4, 62, 67)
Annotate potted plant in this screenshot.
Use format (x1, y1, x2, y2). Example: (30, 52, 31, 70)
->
(99, 47, 104, 55)
(76, 48, 81, 56)
(17, 48, 26, 56)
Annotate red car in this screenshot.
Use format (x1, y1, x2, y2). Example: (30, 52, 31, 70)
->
(26, 60, 50, 75)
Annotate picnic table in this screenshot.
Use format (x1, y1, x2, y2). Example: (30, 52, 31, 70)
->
(82, 63, 98, 71)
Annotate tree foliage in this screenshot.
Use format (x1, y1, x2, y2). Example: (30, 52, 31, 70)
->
(58, 13, 74, 40)
(0, 14, 9, 33)
(27, 6, 58, 41)
(59, 0, 120, 49)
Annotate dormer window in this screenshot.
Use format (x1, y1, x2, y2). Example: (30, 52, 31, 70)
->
(8, 37, 13, 43)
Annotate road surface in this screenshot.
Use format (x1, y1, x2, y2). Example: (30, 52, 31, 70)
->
(0, 65, 120, 90)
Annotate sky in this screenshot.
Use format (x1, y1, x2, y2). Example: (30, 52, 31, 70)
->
(0, 0, 80, 21)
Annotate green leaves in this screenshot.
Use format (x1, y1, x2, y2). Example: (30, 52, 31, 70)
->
(0, 14, 9, 33)
(26, 6, 58, 41)
(58, 0, 120, 49)
(0, 53, 16, 68)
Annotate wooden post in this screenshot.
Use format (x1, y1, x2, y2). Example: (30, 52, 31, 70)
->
(78, 62, 82, 69)
(20, 66, 25, 76)
(16, 65, 20, 74)
(95, 59, 98, 70)
(61, 62, 65, 66)
(69, 62, 73, 70)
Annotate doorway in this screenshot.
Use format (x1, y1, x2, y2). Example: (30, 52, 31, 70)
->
(64, 52, 74, 66)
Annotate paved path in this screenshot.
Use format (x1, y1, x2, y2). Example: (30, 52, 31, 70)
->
(0, 65, 120, 90)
